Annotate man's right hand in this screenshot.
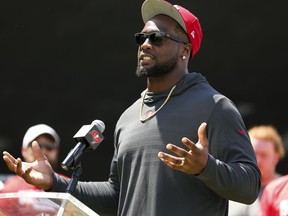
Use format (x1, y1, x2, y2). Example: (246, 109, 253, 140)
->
(3, 141, 54, 190)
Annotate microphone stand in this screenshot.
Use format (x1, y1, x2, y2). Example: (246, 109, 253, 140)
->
(57, 162, 83, 216)
(56, 120, 105, 215)
(66, 163, 82, 194)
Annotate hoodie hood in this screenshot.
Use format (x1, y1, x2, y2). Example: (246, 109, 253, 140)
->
(142, 72, 208, 104)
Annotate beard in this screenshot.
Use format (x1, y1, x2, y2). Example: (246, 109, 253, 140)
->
(135, 53, 179, 78)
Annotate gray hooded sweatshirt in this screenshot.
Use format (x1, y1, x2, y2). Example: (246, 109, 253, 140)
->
(50, 72, 261, 216)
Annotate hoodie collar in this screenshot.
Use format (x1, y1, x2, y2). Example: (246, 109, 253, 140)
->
(141, 72, 208, 104)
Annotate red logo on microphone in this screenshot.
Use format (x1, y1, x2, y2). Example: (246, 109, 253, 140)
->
(90, 130, 103, 143)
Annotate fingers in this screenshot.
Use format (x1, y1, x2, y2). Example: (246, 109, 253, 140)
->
(160, 122, 208, 158)
(32, 141, 47, 161)
(158, 122, 209, 174)
(21, 166, 33, 179)
(3, 151, 18, 173)
(181, 138, 196, 154)
(181, 122, 208, 153)
(158, 151, 185, 167)
(3, 151, 17, 163)
(198, 122, 208, 148)
(16, 158, 24, 175)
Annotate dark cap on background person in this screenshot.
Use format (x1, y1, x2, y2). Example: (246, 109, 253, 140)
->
(22, 124, 60, 149)
(141, 0, 203, 59)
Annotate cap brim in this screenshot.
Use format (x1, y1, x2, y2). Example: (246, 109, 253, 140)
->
(22, 124, 60, 149)
(141, 0, 187, 33)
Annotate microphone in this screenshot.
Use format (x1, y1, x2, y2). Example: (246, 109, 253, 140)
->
(61, 120, 105, 171)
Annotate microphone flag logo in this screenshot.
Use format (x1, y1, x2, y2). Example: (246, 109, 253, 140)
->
(90, 130, 103, 143)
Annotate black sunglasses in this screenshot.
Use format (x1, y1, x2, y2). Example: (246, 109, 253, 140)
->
(135, 32, 187, 46)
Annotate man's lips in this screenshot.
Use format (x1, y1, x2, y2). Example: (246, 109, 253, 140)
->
(140, 54, 154, 64)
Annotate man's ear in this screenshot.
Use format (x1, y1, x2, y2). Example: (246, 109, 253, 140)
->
(183, 43, 192, 60)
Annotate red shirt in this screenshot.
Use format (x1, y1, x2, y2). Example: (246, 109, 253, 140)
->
(0, 175, 41, 193)
(0, 174, 69, 215)
(260, 174, 288, 216)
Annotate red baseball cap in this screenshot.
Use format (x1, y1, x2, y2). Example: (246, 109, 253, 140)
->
(141, 0, 203, 59)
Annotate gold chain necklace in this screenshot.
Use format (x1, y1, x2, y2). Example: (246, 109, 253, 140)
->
(140, 85, 176, 122)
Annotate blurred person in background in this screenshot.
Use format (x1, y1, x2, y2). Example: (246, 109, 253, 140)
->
(260, 173, 288, 216)
(0, 124, 69, 215)
(229, 125, 286, 216)
(0, 123, 67, 193)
